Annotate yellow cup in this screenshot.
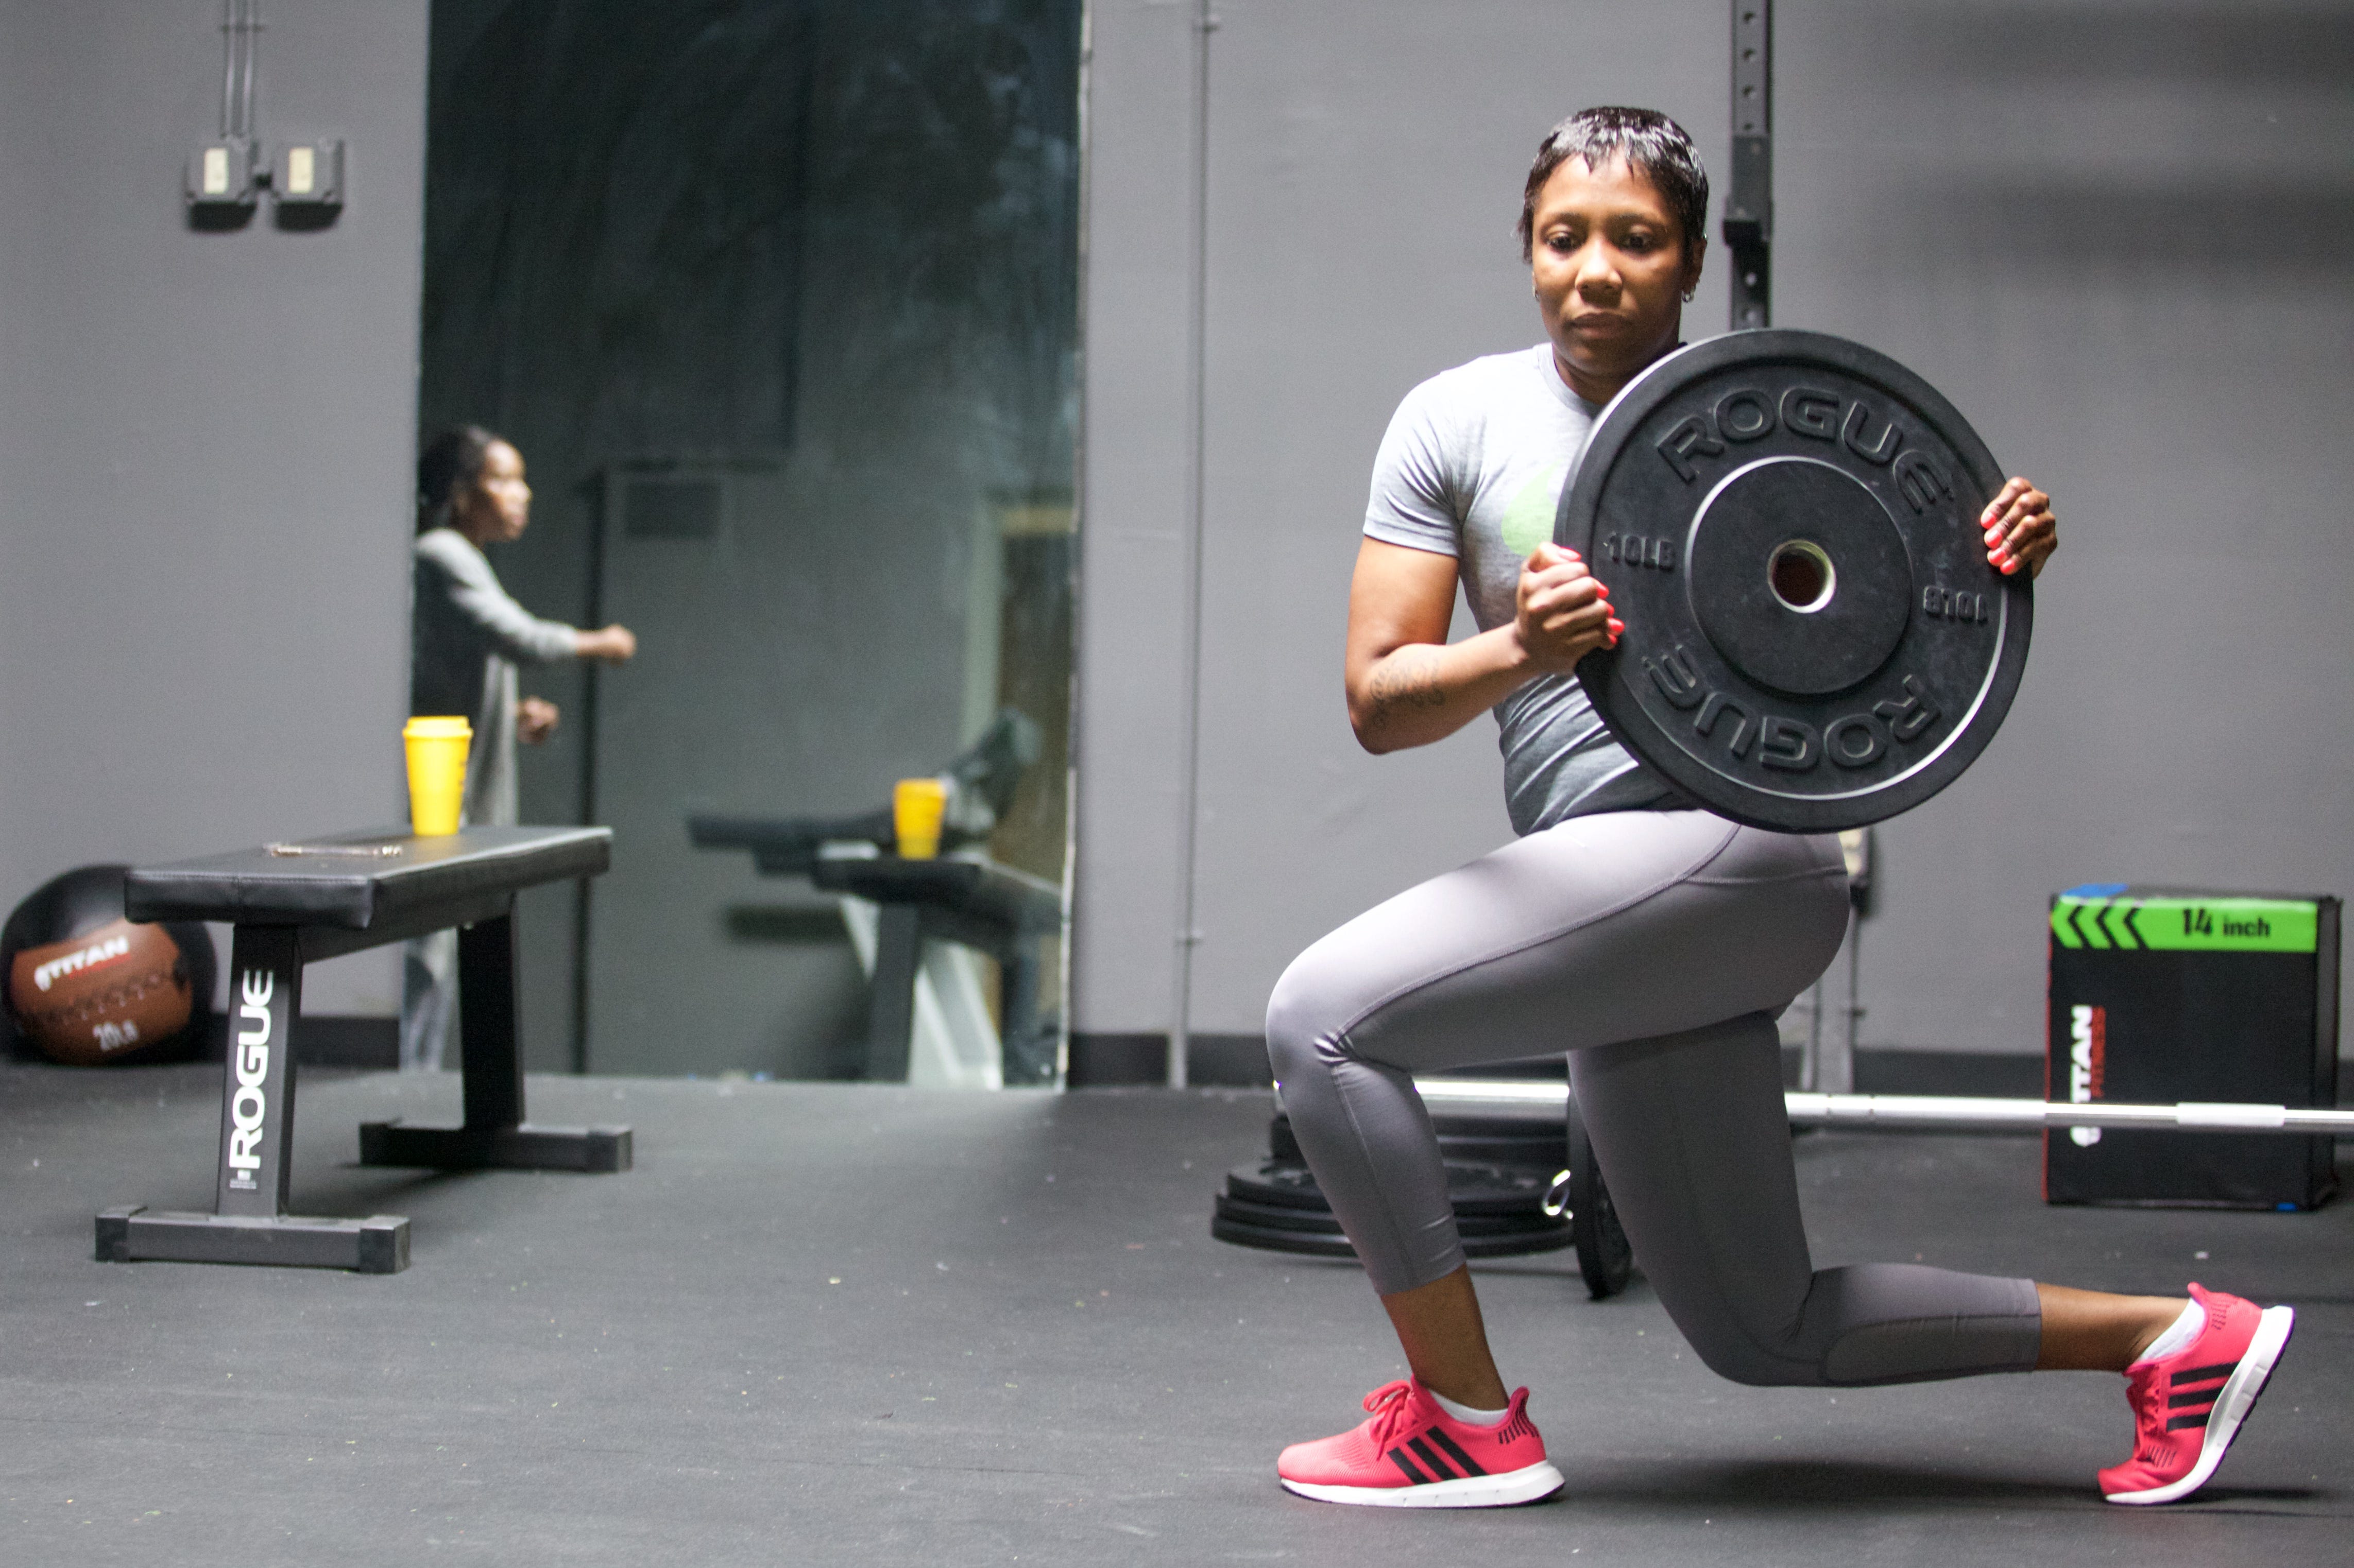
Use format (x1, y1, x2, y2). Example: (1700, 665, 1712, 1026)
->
(892, 777, 949, 860)
(403, 716, 472, 836)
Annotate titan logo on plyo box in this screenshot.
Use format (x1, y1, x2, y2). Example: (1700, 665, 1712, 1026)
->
(225, 969, 274, 1188)
(2068, 1003, 2106, 1147)
(32, 932, 131, 992)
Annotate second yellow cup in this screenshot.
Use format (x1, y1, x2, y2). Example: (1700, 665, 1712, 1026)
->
(403, 716, 472, 836)
(892, 777, 949, 859)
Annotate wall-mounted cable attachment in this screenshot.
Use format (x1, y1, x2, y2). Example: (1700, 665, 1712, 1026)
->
(275, 140, 345, 211)
(186, 0, 264, 212)
(184, 3, 346, 225)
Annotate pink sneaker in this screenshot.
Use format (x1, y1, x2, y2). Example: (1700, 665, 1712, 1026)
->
(1277, 1379, 1564, 1508)
(2100, 1283, 2295, 1505)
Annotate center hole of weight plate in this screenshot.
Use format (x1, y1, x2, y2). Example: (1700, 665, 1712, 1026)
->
(1767, 539, 1835, 613)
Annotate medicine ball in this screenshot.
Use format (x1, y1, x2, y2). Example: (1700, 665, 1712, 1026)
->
(1, 865, 215, 1066)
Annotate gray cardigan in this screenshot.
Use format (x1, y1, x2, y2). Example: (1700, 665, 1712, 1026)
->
(410, 527, 578, 826)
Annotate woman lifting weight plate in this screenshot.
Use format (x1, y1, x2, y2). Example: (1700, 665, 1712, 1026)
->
(1264, 107, 2293, 1509)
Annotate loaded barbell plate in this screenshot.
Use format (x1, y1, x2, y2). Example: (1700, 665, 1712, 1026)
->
(1555, 330, 2031, 833)
(1214, 1192, 1570, 1240)
(1210, 1214, 1576, 1261)
(1223, 1159, 1565, 1217)
(1567, 1100, 1634, 1300)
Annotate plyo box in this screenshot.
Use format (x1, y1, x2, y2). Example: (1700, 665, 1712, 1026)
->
(2045, 886, 2339, 1209)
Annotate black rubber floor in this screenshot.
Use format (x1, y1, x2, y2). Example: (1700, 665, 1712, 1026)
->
(1, 1063, 2346, 1566)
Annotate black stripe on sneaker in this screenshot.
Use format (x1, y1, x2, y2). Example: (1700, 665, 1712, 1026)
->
(2165, 1411, 2212, 1432)
(2167, 1389, 2220, 1409)
(1406, 1437, 1459, 1479)
(1388, 1447, 1435, 1485)
(1424, 1427, 1490, 1478)
(2170, 1362, 2237, 1386)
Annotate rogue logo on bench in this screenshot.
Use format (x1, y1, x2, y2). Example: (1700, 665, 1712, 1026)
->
(225, 968, 274, 1188)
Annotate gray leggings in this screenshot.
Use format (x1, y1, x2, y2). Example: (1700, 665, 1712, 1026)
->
(1265, 810, 2042, 1387)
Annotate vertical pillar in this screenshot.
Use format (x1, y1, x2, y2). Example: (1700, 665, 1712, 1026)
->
(1000, 938, 1045, 1084)
(1726, 0, 1773, 330)
(458, 911, 524, 1132)
(214, 925, 303, 1217)
(866, 905, 922, 1081)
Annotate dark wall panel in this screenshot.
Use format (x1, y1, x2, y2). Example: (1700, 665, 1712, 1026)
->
(420, 0, 1082, 1075)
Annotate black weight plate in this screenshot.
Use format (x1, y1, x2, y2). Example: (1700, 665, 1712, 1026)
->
(1225, 1159, 1332, 1212)
(1273, 1114, 1565, 1172)
(1215, 1193, 1568, 1240)
(1223, 1159, 1560, 1218)
(1556, 330, 2029, 832)
(1437, 1132, 1571, 1169)
(1210, 1215, 1360, 1258)
(1212, 1214, 1576, 1261)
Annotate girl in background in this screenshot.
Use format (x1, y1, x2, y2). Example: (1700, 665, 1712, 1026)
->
(402, 426, 636, 1071)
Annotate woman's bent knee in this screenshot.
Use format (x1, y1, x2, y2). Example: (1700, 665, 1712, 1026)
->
(1271, 960, 1327, 1083)
(1264, 949, 1341, 1083)
(1683, 1333, 1822, 1388)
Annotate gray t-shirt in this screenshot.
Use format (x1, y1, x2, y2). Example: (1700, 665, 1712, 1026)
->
(1363, 343, 1687, 834)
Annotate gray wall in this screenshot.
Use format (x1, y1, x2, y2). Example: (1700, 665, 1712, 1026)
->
(7, 0, 2347, 1066)
(1074, 0, 2354, 1058)
(0, 0, 429, 1018)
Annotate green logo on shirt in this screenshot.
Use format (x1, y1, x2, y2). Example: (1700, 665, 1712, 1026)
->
(1499, 463, 1567, 558)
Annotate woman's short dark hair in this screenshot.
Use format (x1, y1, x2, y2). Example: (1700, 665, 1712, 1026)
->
(1516, 107, 1709, 263)
(417, 424, 504, 532)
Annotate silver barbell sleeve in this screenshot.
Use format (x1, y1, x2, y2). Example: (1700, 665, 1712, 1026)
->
(1410, 1077, 2354, 1135)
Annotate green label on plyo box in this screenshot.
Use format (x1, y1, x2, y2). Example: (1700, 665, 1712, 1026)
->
(2051, 895, 2318, 954)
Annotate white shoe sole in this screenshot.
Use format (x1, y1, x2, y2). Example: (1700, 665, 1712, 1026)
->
(1281, 1459, 1565, 1509)
(2105, 1304, 2295, 1506)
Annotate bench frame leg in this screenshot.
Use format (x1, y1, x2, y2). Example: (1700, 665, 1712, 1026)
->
(96, 924, 412, 1272)
(359, 911, 631, 1173)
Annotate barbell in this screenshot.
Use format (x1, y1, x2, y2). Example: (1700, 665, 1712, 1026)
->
(1421, 1076, 2346, 1302)
(1415, 1076, 2354, 1135)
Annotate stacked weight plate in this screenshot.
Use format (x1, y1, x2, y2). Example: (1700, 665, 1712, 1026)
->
(1210, 1113, 1574, 1260)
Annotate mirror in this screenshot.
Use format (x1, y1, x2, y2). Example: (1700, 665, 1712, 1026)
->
(417, 0, 1081, 1085)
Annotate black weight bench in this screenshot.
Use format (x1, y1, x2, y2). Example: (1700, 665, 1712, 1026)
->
(99, 825, 619, 1273)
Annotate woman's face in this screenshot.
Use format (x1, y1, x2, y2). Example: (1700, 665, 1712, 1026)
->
(1528, 153, 1702, 404)
(456, 440, 532, 544)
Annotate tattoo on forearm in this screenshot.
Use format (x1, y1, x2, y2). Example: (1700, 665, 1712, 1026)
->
(1366, 650, 1447, 727)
